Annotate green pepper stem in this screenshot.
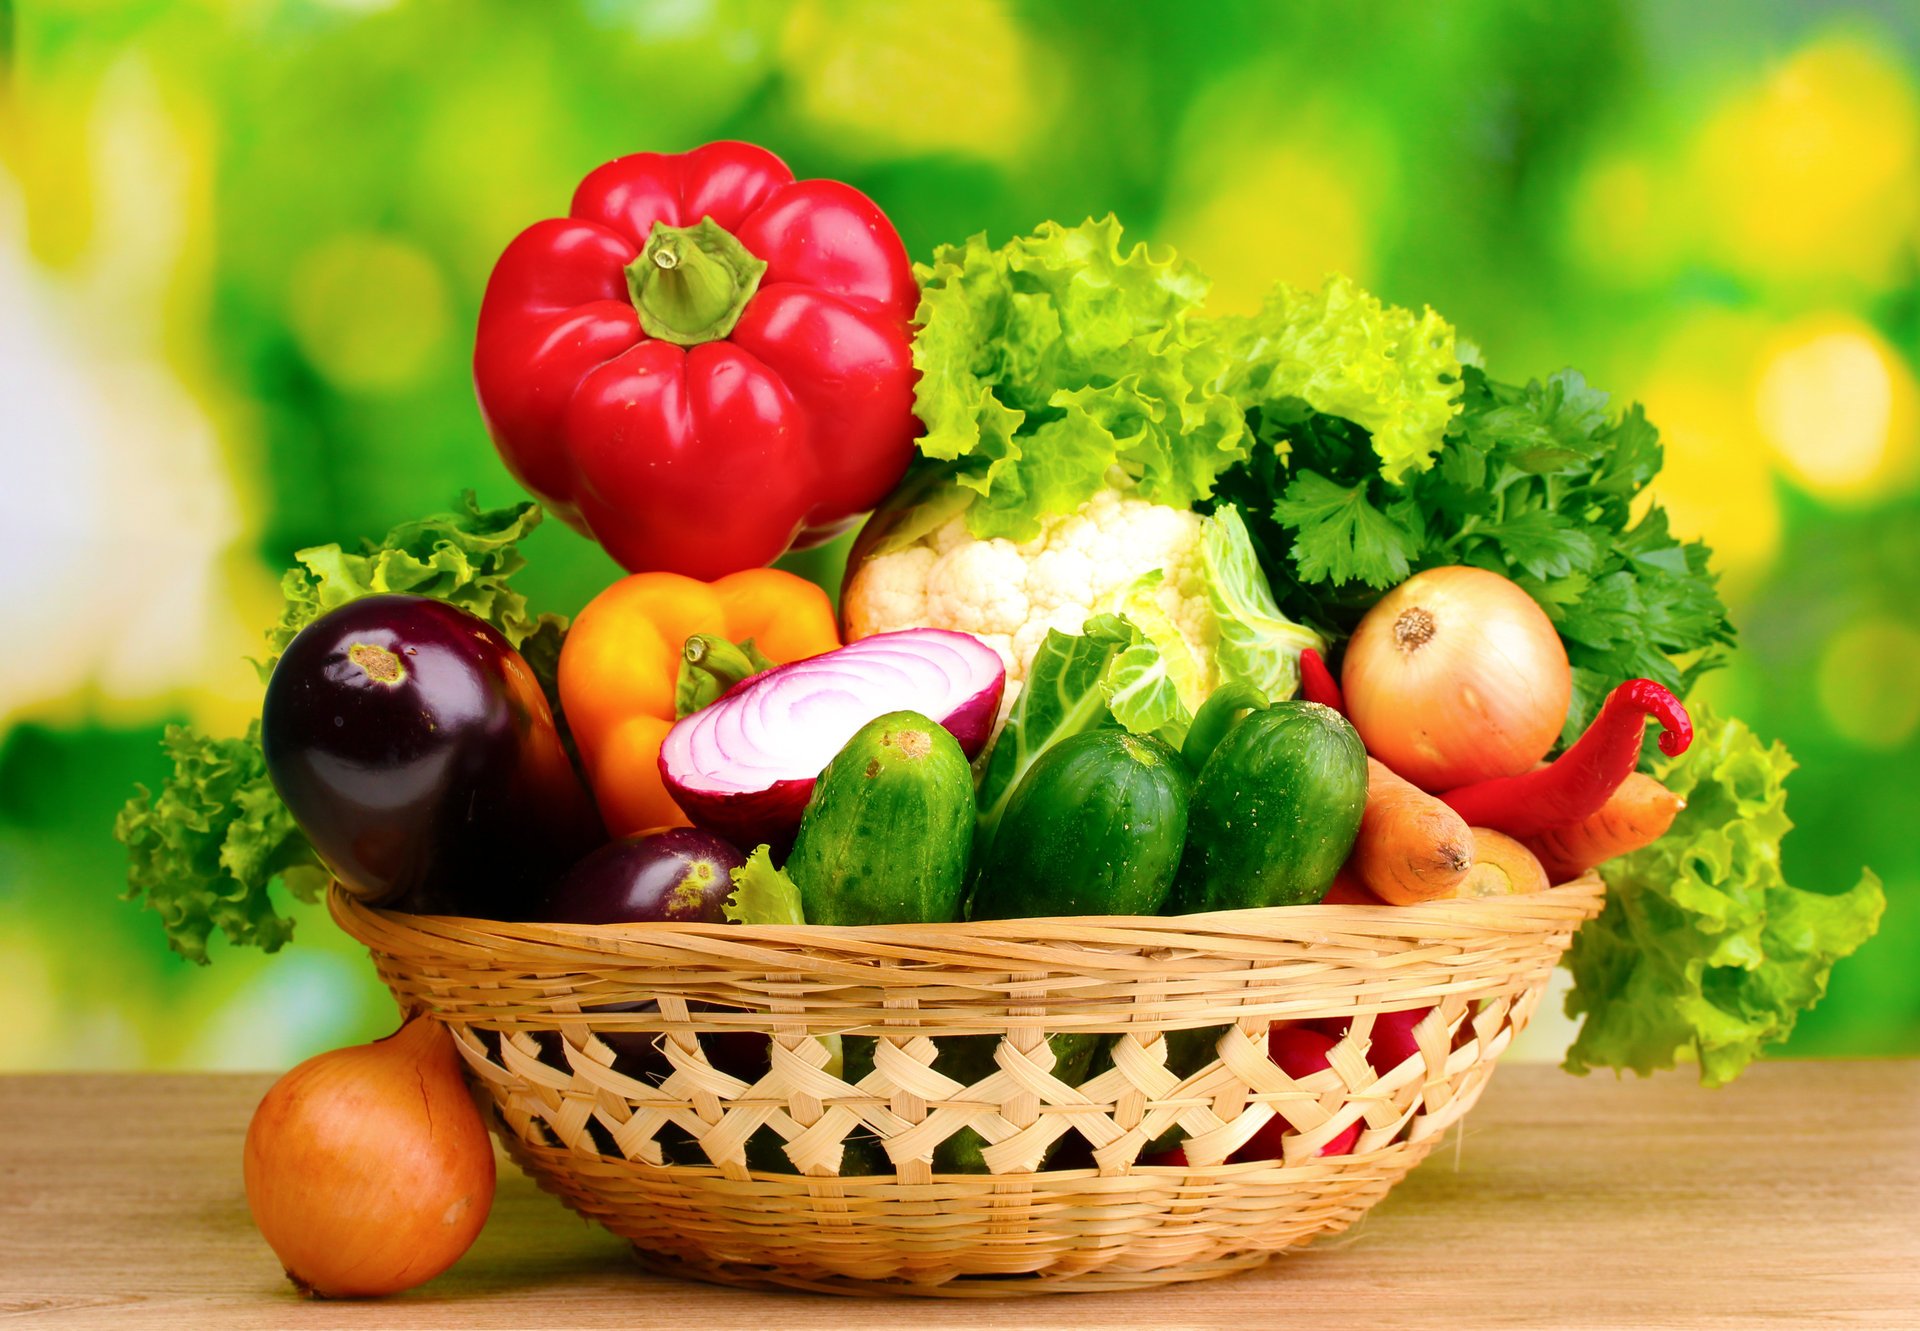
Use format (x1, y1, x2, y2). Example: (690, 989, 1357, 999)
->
(625, 217, 767, 347)
(1180, 682, 1269, 773)
(675, 633, 776, 718)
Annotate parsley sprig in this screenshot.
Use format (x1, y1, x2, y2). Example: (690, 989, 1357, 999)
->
(1211, 366, 1736, 746)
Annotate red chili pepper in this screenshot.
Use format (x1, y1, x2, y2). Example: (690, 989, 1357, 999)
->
(1299, 647, 1345, 714)
(473, 141, 920, 579)
(1438, 679, 1692, 839)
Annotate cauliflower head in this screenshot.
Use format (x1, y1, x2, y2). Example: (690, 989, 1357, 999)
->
(844, 485, 1318, 711)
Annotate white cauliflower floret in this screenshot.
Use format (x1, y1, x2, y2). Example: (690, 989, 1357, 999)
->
(845, 487, 1221, 700)
(842, 544, 936, 632)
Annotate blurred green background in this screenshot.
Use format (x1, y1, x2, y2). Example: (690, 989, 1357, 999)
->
(1, 0, 1914, 1070)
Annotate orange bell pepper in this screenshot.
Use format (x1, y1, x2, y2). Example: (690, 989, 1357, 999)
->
(559, 568, 839, 838)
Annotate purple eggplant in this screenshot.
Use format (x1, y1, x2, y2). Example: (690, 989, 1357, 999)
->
(543, 828, 746, 925)
(262, 594, 604, 917)
(540, 829, 766, 1081)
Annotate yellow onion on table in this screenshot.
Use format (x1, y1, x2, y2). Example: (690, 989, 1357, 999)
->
(243, 1015, 495, 1298)
(1341, 566, 1571, 791)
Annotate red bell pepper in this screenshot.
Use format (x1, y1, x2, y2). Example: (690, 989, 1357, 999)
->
(473, 141, 920, 579)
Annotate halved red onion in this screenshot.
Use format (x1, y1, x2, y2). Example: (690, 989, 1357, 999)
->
(658, 628, 1005, 850)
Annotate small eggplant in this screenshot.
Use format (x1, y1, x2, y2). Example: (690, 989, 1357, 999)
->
(543, 828, 746, 926)
(540, 830, 765, 1087)
(262, 594, 604, 917)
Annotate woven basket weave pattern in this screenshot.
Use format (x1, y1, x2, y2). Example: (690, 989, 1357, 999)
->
(332, 875, 1605, 1295)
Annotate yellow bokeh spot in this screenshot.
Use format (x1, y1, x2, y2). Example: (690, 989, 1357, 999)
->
(1635, 311, 1781, 599)
(1755, 316, 1916, 502)
(1691, 36, 1920, 287)
(1816, 618, 1920, 750)
(1641, 372, 1781, 595)
(1163, 143, 1372, 315)
(287, 234, 449, 392)
(779, 0, 1034, 161)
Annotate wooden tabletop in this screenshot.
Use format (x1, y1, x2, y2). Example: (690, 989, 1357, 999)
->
(2, 1062, 1914, 1329)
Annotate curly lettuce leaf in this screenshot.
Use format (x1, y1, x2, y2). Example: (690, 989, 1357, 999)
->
(116, 721, 329, 964)
(911, 217, 1247, 540)
(261, 491, 561, 676)
(726, 845, 807, 926)
(1563, 712, 1885, 1086)
(119, 495, 564, 961)
(1200, 504, 1324, 702)
(1211, 273, 1463, 484)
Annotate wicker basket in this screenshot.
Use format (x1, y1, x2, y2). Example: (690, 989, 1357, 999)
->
(331, 874, 1605, 1297)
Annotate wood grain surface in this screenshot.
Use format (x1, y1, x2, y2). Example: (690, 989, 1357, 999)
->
(1, 1062, 1913, 1329)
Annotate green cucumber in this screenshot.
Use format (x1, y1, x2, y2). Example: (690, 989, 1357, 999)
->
(931, 1031, 1104, 1173)
(970, 729, 1190, 920)
(1167, 700, 1367, 913)
(787, 711, 974, 926)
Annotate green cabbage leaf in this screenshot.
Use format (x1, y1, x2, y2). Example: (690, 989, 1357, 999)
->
(972, 613, 1193, 867)
(1201, 504, 1324, 703)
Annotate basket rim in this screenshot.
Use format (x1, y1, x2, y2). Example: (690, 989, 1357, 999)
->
(329, 873, 1605, 969)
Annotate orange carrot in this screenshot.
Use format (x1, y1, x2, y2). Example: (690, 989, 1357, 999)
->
(1523, 772, 1684, 882)
(1455, 828, 1550, 897)
(1348, 758, 1475, 904)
